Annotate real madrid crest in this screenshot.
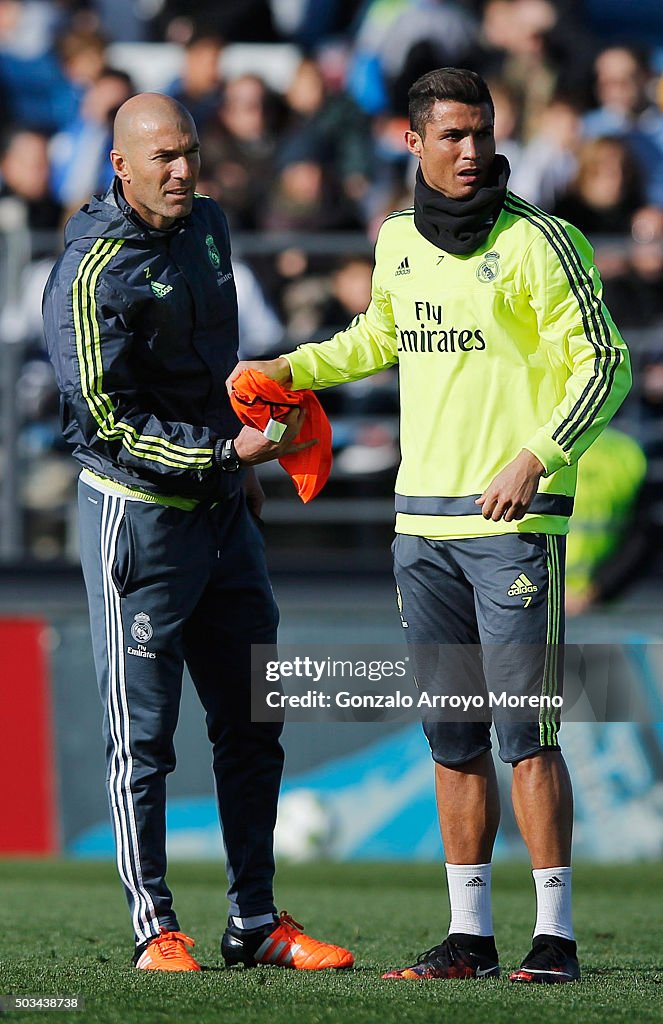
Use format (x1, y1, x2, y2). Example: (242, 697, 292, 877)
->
(476, 250, 500, 283)
(131, 612, 153, 644)
(206, 234, 221, 268)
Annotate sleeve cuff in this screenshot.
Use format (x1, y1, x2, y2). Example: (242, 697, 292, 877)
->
(280, 351, 314, 390)
(523, 431, 573, 477)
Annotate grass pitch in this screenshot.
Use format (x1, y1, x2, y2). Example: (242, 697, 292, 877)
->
(0, 860, 661, 1024)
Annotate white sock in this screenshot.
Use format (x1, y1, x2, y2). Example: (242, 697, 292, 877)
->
(532, 867, 574, 941)
(231, 913, 276, 931)
(445, 862, 493, 937)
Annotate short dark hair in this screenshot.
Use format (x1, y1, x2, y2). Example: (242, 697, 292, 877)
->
(186, 31, 224, 51)
(408, 68, 494, 137)
(97, 66, 135, 90)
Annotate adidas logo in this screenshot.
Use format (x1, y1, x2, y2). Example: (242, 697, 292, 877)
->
(151, 281, 173, 298)
(395, 256, 411, 276)
(544, 875, 566, 888)
(507, 573, 538, 597)
(465, 876, 486, 887)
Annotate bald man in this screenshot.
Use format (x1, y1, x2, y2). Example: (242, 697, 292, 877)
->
(42, 95, 353, 973)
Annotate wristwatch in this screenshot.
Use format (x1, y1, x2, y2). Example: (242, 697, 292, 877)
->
(218, 437, 241, 473)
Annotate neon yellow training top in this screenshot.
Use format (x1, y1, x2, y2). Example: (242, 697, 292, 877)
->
(284, 192, 632, 539)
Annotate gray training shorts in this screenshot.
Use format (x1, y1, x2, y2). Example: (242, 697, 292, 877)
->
(393, 532, 565, 765)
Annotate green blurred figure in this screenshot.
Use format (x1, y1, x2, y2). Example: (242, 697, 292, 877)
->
(566, 427, 648, 615)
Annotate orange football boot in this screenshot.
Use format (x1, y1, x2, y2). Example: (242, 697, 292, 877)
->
(222, 911, 354, 970)
(134, 928, 201, 971)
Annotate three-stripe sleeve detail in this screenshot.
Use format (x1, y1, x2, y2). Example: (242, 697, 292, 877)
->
(101, 492, 159, 943)
(541, 535, 563, 746)
(72, 239, 214, 470)
(503, 194, 623, 452)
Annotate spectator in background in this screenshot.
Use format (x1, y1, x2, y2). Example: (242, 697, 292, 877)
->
(262, 151, 364, 234)
(364, 105, 414, 229)
(583, 45, 663, 207)
(317, 255, 399, 437)
(280, 56, 374, 215)
(56, 27, 107, 93)
(91, 0, 149, 43)
(153, 0, 278, 43)
(480, 0, 596, 137)
(199, 74, 283, 229)
(0, 121, 72, 556)
(259, 153, 365, 345)
(0, 0, 77, 132)
(276, 253, 374, 346)
(480, 0, 559, 139)
(487, 77, 523, 173)
(553, 136, 644, 235)
(233, 258, 285, 359)
(0, 127, 63, 253)
(49, 67, 135, 213)
(318, 255, 376, 337)
(22, 25, 111, 135)
(22, 26, 111, 134)
(348, 0, 479, 116)
(269, 0, 359, 48)
(589, 206, 663, 331)
(269, 250, 399, 465)
(167, 31, 225, 133)
(0, 0, 59, 58)
(509, 94, 581, 208)
(376, 1, 480, 115)
(627, 206, 663, 324)
(10, 258, 78, 561)
(0, 125, 63, 431)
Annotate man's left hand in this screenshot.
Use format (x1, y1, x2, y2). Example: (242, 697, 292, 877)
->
(476, 450, 545, 522)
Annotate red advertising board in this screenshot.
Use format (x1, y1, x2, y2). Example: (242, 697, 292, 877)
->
(0, 619, 58, 853)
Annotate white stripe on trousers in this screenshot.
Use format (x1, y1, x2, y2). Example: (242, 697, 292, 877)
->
(101, 493, 159, 942)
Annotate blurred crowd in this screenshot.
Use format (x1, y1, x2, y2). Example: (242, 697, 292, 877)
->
(1, 0, 663, 604)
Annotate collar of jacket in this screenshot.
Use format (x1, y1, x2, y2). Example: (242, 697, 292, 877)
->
(413, 154, 510, 255)
(109, 178, 190, 239)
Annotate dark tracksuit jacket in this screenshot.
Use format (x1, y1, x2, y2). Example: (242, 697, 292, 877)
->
(42, 180, 242, 502)
(42, 181, 282, 943)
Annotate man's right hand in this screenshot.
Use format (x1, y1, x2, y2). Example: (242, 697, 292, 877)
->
(225, 357, 292, 395)
(233, 408, 316, 466)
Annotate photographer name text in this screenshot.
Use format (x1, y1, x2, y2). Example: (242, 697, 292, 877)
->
(264, 690, 563, 710)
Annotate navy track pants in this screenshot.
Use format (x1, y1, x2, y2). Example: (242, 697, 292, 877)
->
(78, 476, 283, 944)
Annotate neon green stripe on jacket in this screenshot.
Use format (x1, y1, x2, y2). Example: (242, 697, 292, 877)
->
(72, 239, 214, 470)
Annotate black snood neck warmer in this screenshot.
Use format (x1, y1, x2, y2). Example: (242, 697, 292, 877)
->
(413, 154, 511, 255)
